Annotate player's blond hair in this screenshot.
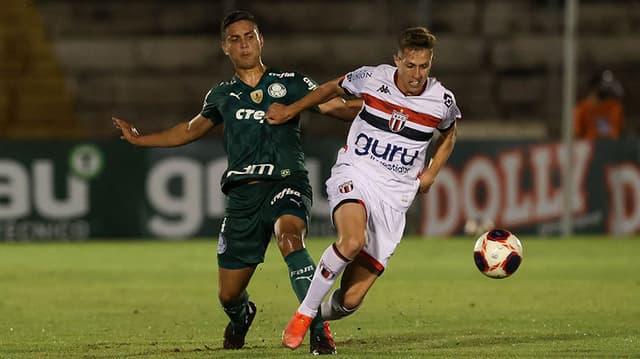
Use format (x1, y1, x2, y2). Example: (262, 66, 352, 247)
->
(398, 27, 436, 52)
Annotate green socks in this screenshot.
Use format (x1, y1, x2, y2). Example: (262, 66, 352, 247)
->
(285, 249, 325, 333)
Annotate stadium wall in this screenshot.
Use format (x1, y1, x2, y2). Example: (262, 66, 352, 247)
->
(0, 138, 639, 241)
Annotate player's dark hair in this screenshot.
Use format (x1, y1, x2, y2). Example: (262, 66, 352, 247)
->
(398, 27, 436, 52)
(221, 10, 259, 37)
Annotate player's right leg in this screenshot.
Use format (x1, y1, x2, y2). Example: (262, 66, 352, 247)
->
(218, 266, 257, 349)
(216, 182, 273, 349)
(282, 201, 367, 350)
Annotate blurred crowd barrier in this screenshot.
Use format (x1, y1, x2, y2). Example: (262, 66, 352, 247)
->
(1, 0, 639, 140)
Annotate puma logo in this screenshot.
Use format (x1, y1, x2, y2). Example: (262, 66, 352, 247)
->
(229, 92, 242, 100)
(290, 198, 303, 207)
(295, 275, 313, 283)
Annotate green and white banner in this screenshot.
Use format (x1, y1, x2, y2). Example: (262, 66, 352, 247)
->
(0, 138, 638, 240)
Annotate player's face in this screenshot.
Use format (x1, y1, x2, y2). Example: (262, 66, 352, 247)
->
(393, 48, 433, 96)
(222, 20, 264, 70)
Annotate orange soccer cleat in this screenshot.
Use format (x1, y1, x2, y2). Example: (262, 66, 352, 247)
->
(282, 311, 313, 350)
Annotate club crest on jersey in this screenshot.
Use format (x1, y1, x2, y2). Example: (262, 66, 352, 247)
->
(217, 233, 227, 254)
(267, 83, 287, 98)
(338, 180, 353, 193)
(389, 110, 408, 132)
(250, 89, 263, 103)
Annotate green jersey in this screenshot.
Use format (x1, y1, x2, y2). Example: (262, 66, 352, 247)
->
(200, 68, 319, 193)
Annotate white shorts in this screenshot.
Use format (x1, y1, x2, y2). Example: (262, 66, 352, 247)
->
(325, 164, 406, 272)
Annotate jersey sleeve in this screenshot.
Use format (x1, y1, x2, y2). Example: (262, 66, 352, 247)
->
(200, 87, 224, 125)
(289, 72, 322, 113)
(338, 66, 376, 97)
(438, 90, 461, 132)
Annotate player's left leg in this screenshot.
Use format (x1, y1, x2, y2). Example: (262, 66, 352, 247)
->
(274, 214, 311, 300)
(321, 197, 403, 324)
(320, 254, 382, 321)
(274, 214, 336, 355)
(282, 201, 367, 350)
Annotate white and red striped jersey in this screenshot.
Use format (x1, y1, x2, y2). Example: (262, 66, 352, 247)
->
(334, 64, 461, 210)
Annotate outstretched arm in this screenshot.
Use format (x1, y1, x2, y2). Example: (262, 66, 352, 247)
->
(317, 97, 363, 122)
(266, 77, 346, 125)
(418, 123, 457, 193)
(112, 114, 215, 147)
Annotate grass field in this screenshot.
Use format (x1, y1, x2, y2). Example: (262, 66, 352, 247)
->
(1, 237, 639, 358)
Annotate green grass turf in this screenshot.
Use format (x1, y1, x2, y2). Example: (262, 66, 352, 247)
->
(1, 237, 639, 358)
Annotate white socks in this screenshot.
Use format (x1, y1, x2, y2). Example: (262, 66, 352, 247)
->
(320, 288, 359, 320)
(297, 244, 350, 318)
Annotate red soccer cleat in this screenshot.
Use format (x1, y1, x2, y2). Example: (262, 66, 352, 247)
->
(282, 311, 313, 350)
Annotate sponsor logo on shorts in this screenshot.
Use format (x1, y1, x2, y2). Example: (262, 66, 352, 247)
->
(270, 187, 301, 205)
(338, 180, 353, 194)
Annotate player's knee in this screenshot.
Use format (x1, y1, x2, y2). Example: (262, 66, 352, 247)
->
(218, 290, 244, 306)
(276, 232, 304, 255)
(336, 234, 365, 259)
(218, 292, 234, 306)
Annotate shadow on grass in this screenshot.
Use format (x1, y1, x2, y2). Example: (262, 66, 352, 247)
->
(331, 331, 608, 355)
(75, 331, 614, 358)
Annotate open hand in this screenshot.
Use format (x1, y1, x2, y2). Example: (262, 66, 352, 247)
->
(112, 117, 140, 143)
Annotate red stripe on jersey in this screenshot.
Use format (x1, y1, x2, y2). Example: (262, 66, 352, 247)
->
(361, 93, 442, 128)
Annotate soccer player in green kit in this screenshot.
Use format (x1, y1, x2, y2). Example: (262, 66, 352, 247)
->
(112, 10, 358, 354)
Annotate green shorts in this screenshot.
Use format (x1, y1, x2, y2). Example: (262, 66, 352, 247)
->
(217, 176, 312, 269)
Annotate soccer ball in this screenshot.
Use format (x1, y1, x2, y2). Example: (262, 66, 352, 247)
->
(473, 229, 523, 279)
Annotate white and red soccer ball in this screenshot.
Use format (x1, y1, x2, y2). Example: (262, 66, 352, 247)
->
(473, 229, 523, 279)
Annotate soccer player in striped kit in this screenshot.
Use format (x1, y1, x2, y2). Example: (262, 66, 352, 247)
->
(266, 26, 460, 350)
